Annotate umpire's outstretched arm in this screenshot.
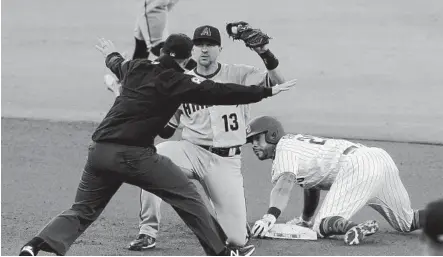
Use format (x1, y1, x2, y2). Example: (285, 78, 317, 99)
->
(159, 71, 274, 106)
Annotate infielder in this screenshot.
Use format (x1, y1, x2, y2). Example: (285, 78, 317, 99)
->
(245, 116, 424, 245)
(106, 22, 286, 250)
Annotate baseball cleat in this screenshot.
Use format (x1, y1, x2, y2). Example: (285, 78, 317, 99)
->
(228, 244, 255, 256)
(344, 220, 379, 246)
(19, 245, 36, 256)
(286, 217, 313, 227)
(128, 234, 156, 251)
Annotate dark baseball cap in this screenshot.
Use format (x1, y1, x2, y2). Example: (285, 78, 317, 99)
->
(161, 33, 193, 59)
(193, 25, 221, 46)
(423, 198, 443, 244)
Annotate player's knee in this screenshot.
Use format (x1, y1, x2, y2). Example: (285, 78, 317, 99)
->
(155, 141, 178, 155)
(399, 222, 416, 233)
(390, 219, 414, 233)
(396, 226, 412, 233)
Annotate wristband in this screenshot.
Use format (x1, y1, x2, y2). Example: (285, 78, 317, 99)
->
(267, 207, 282, 219)
(259, 50, 279, 70)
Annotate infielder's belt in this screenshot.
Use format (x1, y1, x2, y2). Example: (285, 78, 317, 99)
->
(198, 145, 241, 157)
(343, 145, 359, 155)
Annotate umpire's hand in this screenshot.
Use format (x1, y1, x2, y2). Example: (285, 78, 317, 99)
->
(95, 38, 117, 58)
(271, 79, 297, 96)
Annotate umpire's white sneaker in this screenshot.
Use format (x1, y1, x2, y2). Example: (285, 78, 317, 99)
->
(228, 244, 255, 256)
(19, 245, 36, 256)
(344, 220, 379, 246)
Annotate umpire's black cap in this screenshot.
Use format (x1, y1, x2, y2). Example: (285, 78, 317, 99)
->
(193, 25, 221, 46)
(423, 198, 443, 244)
(162, 33, 193, 59)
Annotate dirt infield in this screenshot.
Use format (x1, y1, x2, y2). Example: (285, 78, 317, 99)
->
(2, 117, 442, 255)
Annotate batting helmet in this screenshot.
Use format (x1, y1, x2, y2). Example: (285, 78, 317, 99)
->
(246, 116, 285, 144)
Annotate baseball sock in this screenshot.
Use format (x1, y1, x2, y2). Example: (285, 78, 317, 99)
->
(319, 216, 357, 237)
(410, 209, 425, 231)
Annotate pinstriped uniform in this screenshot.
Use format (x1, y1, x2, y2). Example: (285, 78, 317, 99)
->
(139, 63, 271, 246)
(271, 134, 415, 233)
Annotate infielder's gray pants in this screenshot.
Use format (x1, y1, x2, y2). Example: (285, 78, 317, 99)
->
(138, 140, 249, 246)
(34, 142, 227, 255)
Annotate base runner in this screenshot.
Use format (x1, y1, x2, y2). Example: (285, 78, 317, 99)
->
(245, 116, 425, 245)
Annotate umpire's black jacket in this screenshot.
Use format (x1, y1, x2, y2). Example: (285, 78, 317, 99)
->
(92, 52, 273, 147)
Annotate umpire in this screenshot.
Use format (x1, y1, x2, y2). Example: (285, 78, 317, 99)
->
(18, 34, 296, 256)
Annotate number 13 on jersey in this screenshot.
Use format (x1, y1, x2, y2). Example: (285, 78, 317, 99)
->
(222, 113, 239, 132)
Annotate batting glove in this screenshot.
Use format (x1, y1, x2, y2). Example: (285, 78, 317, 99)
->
(286, 216, 313, 228)
(252, 214, 276, 238)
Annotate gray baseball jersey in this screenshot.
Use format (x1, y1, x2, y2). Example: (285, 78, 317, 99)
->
(167, 63, 271, 147)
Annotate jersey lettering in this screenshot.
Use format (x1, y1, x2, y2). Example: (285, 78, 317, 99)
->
(295, 134, 327, 145)
(182, 103, 212, 117)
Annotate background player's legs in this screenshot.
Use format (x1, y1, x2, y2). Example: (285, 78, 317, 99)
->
(367, 148, 421, 232)
(132, 38, 149, 59)
(203, 154, 248, 246)
(313, 148, 384, 238)
(134, 5, 169, 58)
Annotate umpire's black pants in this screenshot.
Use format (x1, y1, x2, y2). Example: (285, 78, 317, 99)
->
(35, 142, 228, 255)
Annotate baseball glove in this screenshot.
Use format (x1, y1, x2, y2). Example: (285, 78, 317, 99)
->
(226, 21, 271, 49)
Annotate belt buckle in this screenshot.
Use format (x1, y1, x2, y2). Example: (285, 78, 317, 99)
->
(228, 147, 236, 157)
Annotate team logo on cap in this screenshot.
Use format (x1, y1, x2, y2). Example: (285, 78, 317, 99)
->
(201, 27, 212, 36)
(246, 125, 251, 134)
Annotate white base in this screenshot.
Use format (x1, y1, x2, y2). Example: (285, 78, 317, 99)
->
(264, 224, 318, 240)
